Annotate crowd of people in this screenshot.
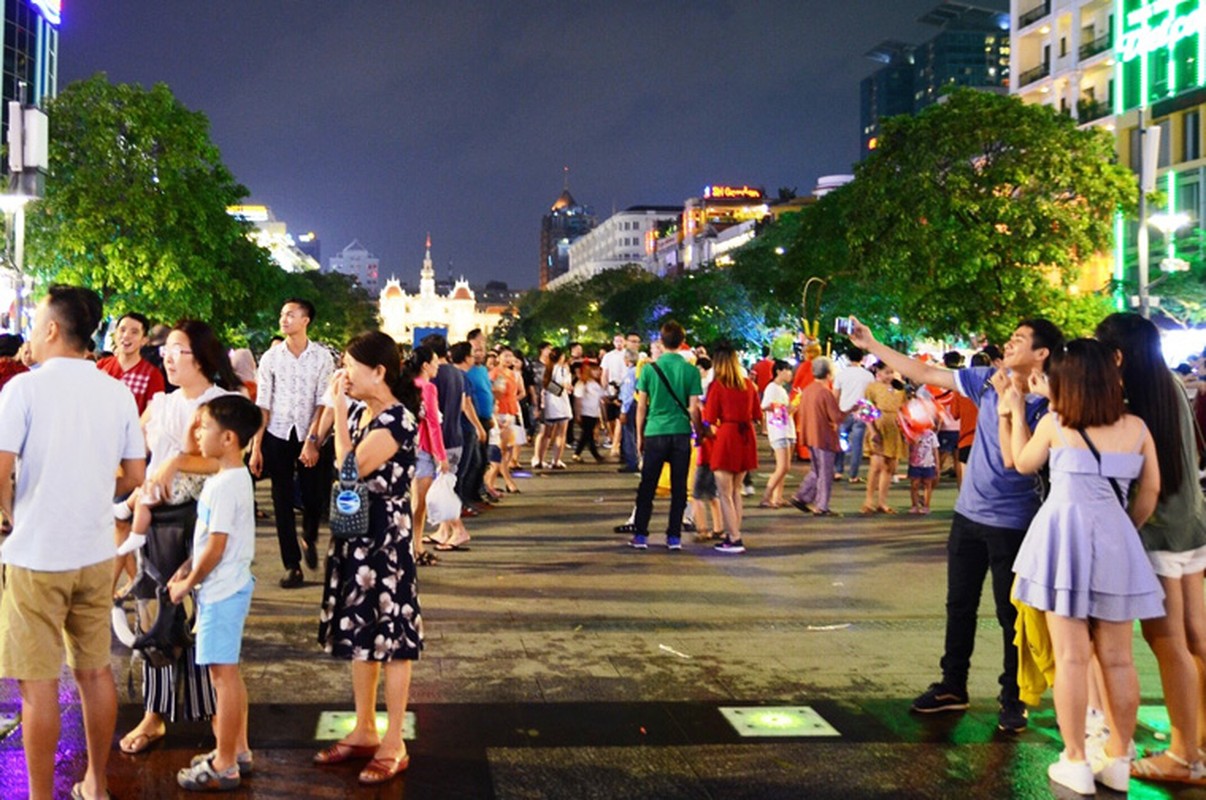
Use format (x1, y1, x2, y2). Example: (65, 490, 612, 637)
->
(1, 283, 1206, 797)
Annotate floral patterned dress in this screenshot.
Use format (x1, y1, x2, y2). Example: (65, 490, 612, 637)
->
(319, 401, 424, 661)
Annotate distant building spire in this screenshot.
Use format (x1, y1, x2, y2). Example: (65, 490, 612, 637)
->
(563, 165, 570, 191)
(420, 234, 435, 295)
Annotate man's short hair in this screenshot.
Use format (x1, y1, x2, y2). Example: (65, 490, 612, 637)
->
(942, 350, 964, 369)
(46, 284, 103, 351)
(626, 331, 640, 340)
(467, 328, 483, 342)
(284, 297, 316, 323)
(449, 341, 473, 365)
(660, 320, 685, 350)
(846, 346, 865, 363)
(812, 357, 833, 379)
(1018, 318, 1066, 372)
(772, 358, 790, 374)
(420, 332, 449, 359)
(202, 394, 262, 448)
(117, 312, 151, 336)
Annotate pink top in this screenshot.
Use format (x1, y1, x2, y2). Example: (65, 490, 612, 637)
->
(416, 377, 447, 461)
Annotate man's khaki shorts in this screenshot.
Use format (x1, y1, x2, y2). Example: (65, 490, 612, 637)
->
(0, 559, 113, 680)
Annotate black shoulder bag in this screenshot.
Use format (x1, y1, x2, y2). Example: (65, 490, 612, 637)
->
(1077, 428, 1127, 508)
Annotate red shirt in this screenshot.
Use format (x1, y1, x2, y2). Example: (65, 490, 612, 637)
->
(750, 358, 775, 394)
(96, 356, 165, 416)
(0, 357, 27, 392)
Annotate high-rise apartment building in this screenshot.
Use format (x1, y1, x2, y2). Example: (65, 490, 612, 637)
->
(1, 0, 57, 148)
(1011, 0, 1116, 127)
(861, 2, 1011, 158)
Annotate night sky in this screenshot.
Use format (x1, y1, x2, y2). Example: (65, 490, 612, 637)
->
(58, 1, 977, 289)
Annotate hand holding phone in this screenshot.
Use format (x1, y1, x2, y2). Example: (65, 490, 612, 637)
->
(834, 317, 854, 336)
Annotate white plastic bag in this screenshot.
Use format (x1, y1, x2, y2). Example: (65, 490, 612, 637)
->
(425, 471, 461, 524)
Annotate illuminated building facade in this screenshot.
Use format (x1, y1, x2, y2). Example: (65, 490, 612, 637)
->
(1111, 0, 1206, 302)
(860, 2, 1011, 158)
(327, 240, 380, 293)
(1011, 0, 1117, 130)
(550, 206, 679, 288)
(379, 237, 504, 345)
(0, 0, 57, 331)
(226, 205, 320, 273)
(1, 0, 57, 145)
(539, 187, 595, 289)
(677, 186, 771, 273)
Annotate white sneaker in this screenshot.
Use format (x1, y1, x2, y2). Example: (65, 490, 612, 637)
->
(1093, 754, 1130, 792)
(1047, 752, 1095, 795)
(741, 484, 755, 496)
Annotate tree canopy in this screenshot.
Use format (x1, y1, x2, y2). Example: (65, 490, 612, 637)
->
(787, 89, 1136, 341)
(25, 74, 283, 341)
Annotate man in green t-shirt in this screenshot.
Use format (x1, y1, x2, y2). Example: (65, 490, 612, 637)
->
(628, 320, 703, 550)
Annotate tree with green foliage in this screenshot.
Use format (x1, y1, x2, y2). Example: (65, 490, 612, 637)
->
(25, 74, 282, 341)
(774, 89, 1137, 342)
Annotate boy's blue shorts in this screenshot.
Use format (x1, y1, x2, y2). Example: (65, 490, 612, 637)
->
(195, 580, 253, 666)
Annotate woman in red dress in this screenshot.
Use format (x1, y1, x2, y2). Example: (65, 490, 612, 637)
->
(705, 344, 760, 554)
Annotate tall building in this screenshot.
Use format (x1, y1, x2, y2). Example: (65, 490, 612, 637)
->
(1, 0, 58, 150)
(296, 231, 321, 265)
(539, 185, 595, 289)
(327, 239, 381, 293)
(861, 2, 1011, 157)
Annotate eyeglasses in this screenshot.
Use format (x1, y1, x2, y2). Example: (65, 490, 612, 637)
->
(159, 345, 193, 360)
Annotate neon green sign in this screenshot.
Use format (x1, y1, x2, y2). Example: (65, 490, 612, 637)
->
(1120, 0, 1204, 62)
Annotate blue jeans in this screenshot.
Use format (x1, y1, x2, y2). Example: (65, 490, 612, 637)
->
(835, 417, 866, 479)
(620, 410, 638, 470)
(633, 433, 692, 538)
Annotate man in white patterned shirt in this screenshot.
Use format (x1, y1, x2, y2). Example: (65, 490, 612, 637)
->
(250, 299, 334, 588)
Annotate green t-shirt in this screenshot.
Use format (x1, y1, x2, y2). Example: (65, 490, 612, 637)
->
(1138, 385, 1206, 553)
(636, 352, 702, 437)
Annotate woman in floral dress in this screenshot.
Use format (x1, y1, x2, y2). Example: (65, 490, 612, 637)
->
(315, 331, 422, 786)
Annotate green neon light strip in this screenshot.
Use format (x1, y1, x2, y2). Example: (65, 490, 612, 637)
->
(1168, 169, 1177, 259)
(1115, 0, 1124, 114)
(1114, 210, 1126, 312)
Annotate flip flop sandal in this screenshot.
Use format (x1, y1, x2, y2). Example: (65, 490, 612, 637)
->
(420, 535, 445, 545)
(71, 783, 111, 800)
(435, 541, 471, 552)
(416, 551, 440, 566)
(119, 728, 164, 754)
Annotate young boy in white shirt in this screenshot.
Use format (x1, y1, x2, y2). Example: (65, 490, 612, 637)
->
(168, 395, 262, 791)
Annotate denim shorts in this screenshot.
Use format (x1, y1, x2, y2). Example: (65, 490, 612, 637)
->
(770, 436, 795, 451)
(195, 580, 254, 666)
(692, 464, 718, 500)
(416, 446, 462, 479)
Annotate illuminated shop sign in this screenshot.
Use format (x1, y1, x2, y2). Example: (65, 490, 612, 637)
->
(1119, 0, 1204, 62)
(227, 205, 270, 223)
(31, 0, 61, 26)
(702, 185, 764, 200)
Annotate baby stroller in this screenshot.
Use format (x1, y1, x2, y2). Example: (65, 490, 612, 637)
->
(111, 502, 198, 669)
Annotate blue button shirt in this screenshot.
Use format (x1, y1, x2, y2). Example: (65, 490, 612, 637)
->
(465, 364, 495, 420)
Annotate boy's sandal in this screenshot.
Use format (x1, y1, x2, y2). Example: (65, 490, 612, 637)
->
(416, 551, 440, 566)
(177, 757, 240, 791)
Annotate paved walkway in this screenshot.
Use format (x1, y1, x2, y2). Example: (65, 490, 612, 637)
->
(0, 451, 1187, 798)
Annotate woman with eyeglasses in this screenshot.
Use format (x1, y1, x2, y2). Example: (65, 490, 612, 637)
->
(117, 320, 243, 758)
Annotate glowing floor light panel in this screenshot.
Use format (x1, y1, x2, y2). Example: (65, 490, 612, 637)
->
(0, 712, 17, 739)
(719, 706, 839, 738)
(314, 711, 416, 741)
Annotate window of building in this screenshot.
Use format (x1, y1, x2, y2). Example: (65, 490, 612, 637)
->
(1183, 111, 1200, 162)
(1060, 37, 1067, 58)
